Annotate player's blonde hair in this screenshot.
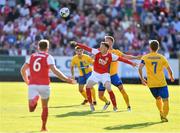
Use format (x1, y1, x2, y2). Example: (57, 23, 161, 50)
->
(38, 39, 49, 50)
(105, 36, 114, 44)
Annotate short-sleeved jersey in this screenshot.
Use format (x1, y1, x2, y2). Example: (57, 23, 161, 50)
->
(141, 52, 169, 88)
(26, 52, 55, 85)
(109, 49, 123, 75)
(71, 54, 93, 76)
(92, 49, 119, 74)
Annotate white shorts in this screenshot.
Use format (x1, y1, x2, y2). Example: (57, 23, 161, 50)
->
(28, 85, 50, 100)
(87, 71, 111, 86)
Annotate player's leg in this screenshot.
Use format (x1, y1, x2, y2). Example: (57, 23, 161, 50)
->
(86, 80, 96, 105)
(41, 98, 49, 131)
(78, 76, 88, 104)
(28, 85, 39, 112)
(78, 84, 88, 105)
(156, 96, 164, 117)
(150, 88, 166, 121)
(98, 90, 111, 111)
(91, 87, 97, 105)
(86, 72, 98, 111)
(104, 81, 117, 111)
(161, 86, 169, 121)
(163, 99, 169, 118)
(38, 85, 50, 131)
(111, 74, 131, 110)
(86, 72, 96, 105)
(98, 83, 109, 103)
(118, 85, 131, 110)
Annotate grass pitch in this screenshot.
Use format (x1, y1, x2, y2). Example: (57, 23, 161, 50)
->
(0, 82, 180, 132)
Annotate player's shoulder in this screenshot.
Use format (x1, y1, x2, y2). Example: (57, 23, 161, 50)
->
(82, 54, 90, 58)
(72, 55, 78, 59)
(141, 53, 149, 59)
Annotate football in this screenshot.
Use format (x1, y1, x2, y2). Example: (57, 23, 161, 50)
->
(59, 7, 70, 18)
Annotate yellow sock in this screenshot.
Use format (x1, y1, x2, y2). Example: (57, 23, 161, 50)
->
(100, 96, 108, 103)
(81, 90, 87, 100)
(91, 87, 96, 101)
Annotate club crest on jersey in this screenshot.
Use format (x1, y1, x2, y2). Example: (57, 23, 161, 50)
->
(98, 58, 108, 65)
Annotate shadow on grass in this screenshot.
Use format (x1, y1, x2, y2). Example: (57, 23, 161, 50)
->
(56, 110, 110, 118)
(55, 110, 92, 118)
(49, 104, 81, 108)
(104, 121, 162, 130)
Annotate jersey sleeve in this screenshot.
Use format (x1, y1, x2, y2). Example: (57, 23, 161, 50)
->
(162, 57, 169, 68)
(47, 55, 55, 65)
(25, 57, 30, 64)
(112, 53, 119, 61)
(141, 56, 145, 64)
(87, 56, 93, 64)
(92, 48, 99, 55)
(116, 50, 123, 56)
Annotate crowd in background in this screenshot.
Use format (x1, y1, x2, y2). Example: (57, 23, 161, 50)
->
(0, 0, 180, 58)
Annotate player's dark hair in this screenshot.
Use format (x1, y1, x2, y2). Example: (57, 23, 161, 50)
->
(149, 40, 159, 51)
(105, 36, 114, 44)
(38, 40, 49, 51)
(101, 42, 109, 49)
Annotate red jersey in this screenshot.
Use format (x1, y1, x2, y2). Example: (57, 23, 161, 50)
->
(26, 52, 55, 85)
(94, 51, 112, 74)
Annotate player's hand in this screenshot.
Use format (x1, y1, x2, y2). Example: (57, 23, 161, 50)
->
(132, 62, 138, 67)
(25, 80, 29, 85)
(67, 77, 77, 84)
(70, 41, 77, 46)
(170, 76, 175, 82)
(71, 76, 75, 80)
(141, 78, 147, 86)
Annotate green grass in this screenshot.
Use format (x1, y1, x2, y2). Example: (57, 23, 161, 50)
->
(0, 82, 180, 132)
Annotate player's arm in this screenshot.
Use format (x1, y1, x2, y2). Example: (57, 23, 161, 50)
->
(167, 66, 175, 82)
(138, 60, 147, 86)
(50, 64, 75, 84)
(163, 57, 175, 82)
(20, 63, 29, 85)
(70, 41, 100, 55)
(122, 54, 142, 60)
(70, 65, 75, 80)
(112, 54, 137, 67)
(70, 41, 92, 52)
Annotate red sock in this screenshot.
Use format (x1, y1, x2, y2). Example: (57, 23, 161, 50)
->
(29, 96, 39, 112)
(86, 87, 92, 104)
(29, 103, 37, 112)
(108, 91, 117, 107)
(41, 107, 48, 130)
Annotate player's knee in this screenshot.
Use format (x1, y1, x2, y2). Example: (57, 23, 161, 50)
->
(156, 96, 162, 100)
(104, 82, 111, 91)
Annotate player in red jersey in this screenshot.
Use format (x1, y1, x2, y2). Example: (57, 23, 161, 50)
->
(70, 41, 137, 112)
(21, 39, 75, 131)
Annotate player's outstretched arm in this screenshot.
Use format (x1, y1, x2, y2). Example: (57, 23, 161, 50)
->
(70, 41, 92, 53)
(50, 64, 76, 84)
(167, 66, 175, 82)
(122, 54, 142, 60)
(117, 56, 137, 67)
(138, 63, 147, 86)
(20, 63, 29, 85)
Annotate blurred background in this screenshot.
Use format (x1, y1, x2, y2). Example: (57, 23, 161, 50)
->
(0, 0, 179, 84)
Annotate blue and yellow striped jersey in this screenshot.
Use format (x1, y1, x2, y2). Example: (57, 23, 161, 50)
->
(71, 54, 93, 76)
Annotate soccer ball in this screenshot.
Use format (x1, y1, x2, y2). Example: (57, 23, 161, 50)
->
(59, 7, 70, 18)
